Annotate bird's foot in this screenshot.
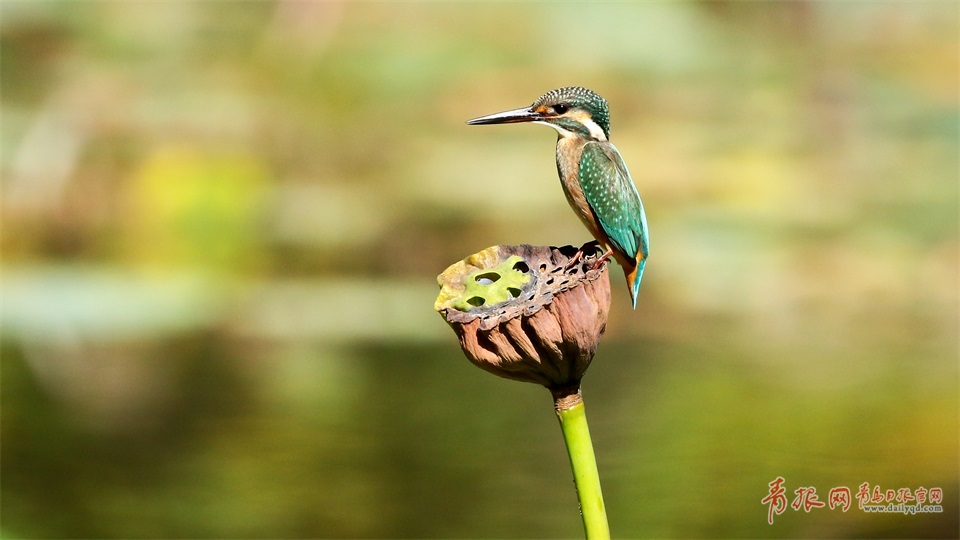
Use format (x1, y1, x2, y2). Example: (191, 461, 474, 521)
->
(592, 249, 615, 271)
(564, 240, 603, 271)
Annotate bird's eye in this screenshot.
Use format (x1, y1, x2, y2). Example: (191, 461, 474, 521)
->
(553, 104, 569, 114)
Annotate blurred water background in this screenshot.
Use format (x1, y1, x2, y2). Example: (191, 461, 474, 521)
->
(1, 2, 957, 538)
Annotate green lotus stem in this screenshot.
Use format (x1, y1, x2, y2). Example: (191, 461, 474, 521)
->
(555, 388, 609, 539)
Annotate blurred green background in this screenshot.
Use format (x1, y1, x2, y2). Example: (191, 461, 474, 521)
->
(2, 2, 957, 538)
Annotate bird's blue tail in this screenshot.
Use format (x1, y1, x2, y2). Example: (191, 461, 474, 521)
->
(626, 257, 646, 309)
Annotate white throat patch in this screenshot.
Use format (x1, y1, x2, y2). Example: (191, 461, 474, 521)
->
(570, 110, 608, 141)
(582, 119, 608, 141)
(534, 117, 608, 142)
(535, 120, 575, 138)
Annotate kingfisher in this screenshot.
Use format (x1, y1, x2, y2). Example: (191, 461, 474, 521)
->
(467, 86, 650, 308)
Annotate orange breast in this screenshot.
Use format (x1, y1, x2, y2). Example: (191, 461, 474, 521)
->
(556, 138, 608, 248)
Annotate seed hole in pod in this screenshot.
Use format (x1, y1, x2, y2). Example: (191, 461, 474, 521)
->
(475, 272, 500, 285)
(513, 261, 530, 273)
(467, 296, 485, 307)
(539, 263, 547, 272)
(546, 278, 555, 285)
(507, 287, 521, 298)
(569, 267, 579, 275)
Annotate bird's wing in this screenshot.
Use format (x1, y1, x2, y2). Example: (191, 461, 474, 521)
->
(578, 141, 649, 261)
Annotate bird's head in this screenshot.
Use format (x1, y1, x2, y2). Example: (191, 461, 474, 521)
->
(467, 86, 610, 142)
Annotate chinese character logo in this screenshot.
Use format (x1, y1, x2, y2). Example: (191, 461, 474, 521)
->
(828, 487, 851, 512)
(792, 486, 826, 512)
(761, 477, 789, 525)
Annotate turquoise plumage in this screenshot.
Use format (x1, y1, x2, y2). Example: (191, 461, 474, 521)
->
(578, 141, 649, 306)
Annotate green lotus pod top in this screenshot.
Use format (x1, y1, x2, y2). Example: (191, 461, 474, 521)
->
(434, 247, 533, 312)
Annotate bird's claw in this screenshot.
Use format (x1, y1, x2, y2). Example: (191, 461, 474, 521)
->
(591, 249, 614, 271)
(564, 241, 603, 271)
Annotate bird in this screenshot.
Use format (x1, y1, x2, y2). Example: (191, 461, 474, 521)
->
(467, 86, 649, 308)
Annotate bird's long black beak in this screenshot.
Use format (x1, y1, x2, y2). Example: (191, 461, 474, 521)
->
(466, 106, 541, 126)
